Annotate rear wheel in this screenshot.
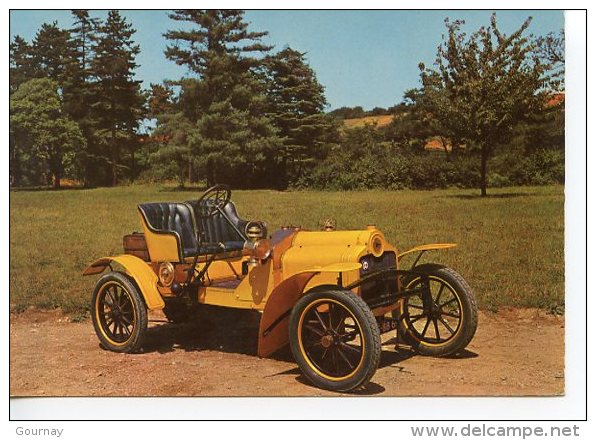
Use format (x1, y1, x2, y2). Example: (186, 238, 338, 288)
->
(91, 272, 148, 353)
(395, 264, 477, 357)
(289, 289, 381, 392)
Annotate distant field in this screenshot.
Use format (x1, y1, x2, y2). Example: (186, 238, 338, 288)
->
(9, 185, 564, 316)
(343, 114, 394, 129)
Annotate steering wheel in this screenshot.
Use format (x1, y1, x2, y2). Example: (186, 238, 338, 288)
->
(195, 184, 231, 218)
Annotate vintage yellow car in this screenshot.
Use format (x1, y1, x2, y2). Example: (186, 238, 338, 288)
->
(84, 185, 477, 392)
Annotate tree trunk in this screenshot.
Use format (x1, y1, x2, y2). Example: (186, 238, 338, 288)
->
(111, 129, 118, 187)
(188, 157, 192, 184)
(480, 147, 488, 197)
(53, 174, 61, 189)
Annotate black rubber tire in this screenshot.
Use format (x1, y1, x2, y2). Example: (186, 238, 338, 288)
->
(395, 264, 477, 357)
(162, 299, 194, 323)
(289, 289, 381, 392)
(91, 271, 148, 353)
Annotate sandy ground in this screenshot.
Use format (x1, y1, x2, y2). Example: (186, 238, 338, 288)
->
(10, 306, 564, 397)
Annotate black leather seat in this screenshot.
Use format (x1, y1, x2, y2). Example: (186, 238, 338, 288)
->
(138, 202, 202, 259)
(138, 201, 253, 259)
(186, 200, 249, 253)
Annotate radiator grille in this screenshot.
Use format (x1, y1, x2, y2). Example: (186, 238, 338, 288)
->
(359, 251, 398, 307)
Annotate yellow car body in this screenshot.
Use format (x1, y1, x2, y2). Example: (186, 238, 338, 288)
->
(84, 185, 476, 392)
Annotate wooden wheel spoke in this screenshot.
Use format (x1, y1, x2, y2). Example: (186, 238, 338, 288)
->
(313, 310, 328, 331)
(304, 324, 325, 337)
(113, 286, 123, 307)
(336, 347, 354, 370)
(421, 317, 431, 338)
(330, 348, 339, 372)
(121, 324, 131, 336)
(339, 341, 361, 354)
(440, 297, 458, 308)
(438, 316, 455, 335)
(111, 320, 119, 335)
(408, 313, 425, 323)
(338, 330, 358, 341)
(435, 284, 445, 304)
(105, 290, 117, 307)
(433, 318, 441, 340)
(408, 304, 424, 310)
(442, 311, 461, 319)
(306, 341, 322, 349)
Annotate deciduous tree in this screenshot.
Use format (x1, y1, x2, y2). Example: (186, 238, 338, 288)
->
(416, 14, 548, 196)
(10, 78, 85, 188)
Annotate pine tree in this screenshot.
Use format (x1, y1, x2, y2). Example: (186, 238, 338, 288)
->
(65, 10, 100, 185)
(9, 35, 36, 93)
(31, 22, 72, 84)
(265, 47, 338, 186)
(163, 10, 282, 187)
(90, 10, 145, 186)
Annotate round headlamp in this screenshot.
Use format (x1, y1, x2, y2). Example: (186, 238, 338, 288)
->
(158, 262, 175, 287)
(370, 233, 385, 257)
(245, 221, 264, 242)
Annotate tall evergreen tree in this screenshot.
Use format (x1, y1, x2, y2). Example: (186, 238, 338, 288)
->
(90, 10, 145, 186)
(31, 22, 72, 84)
(9, 35, 36, 93)
(65, 10, 100, 185)
(163, 10, 283, 187)
(266, 47, 338, 186)
(10, 35, 36, 184)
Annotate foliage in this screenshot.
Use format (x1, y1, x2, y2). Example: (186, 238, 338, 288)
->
(161, 9, 283, 187)
(535, 29, 565, 89)
(414, 14, 551, 196)
(89, 10, 146, 186)
(10, 78, 86, 187)
(265, 47, 340, 187)
(9, 11, 564, 192)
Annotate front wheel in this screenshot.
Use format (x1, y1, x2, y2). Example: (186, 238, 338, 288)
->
(289, 289, 381, 392)
(91, 271, 148, 353)
(395, 264, 477, 357)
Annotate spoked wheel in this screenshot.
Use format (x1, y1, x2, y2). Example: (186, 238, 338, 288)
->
(289, 289, 381, 392)
(395, 264, 477, 357)
(91, 272, 148, 353)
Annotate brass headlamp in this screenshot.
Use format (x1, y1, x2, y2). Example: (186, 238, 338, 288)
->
(244, 221, 271, 265)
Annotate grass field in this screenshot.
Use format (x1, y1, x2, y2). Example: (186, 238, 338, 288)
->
(9, 185, 564, 317)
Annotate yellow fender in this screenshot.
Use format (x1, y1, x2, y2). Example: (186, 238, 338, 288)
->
(398, 243, 457, 260)
(257, 262, 361, 358)
(83, 255, 165, 310)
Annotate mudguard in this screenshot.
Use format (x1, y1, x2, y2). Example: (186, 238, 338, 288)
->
(257, 262, 361, 358)
(397, 243, 457, 260)
(83, 254, 165, 310)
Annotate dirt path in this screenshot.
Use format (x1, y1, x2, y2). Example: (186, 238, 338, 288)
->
(10, 307, 564, 397)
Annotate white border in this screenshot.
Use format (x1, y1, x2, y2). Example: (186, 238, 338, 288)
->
(3, 1, 589, 427)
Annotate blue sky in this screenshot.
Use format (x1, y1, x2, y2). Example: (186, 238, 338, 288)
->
(10, 9, 564, 110)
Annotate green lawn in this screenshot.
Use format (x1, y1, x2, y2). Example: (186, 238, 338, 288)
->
(9, 185, 564, 316)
